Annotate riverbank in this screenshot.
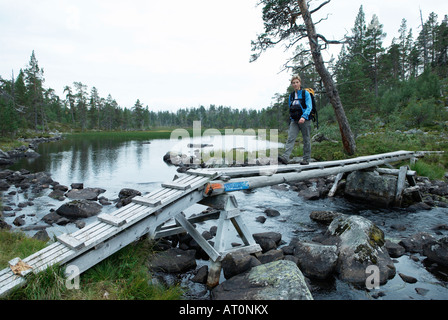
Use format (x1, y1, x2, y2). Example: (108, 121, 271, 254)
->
(0, 134, 64, 166)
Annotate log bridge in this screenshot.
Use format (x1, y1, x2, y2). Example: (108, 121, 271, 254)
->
(0, 150, 427, 296)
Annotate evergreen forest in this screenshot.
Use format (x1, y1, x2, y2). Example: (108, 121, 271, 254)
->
(0, 7, 447, 139)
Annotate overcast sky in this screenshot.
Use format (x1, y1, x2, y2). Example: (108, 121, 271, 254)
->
(1, 0, 447, 112)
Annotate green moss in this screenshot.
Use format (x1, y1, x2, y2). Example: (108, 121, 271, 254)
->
(368, 225, 385, 248)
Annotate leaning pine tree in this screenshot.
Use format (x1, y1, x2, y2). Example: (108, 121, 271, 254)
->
(251, 0, 356, 155)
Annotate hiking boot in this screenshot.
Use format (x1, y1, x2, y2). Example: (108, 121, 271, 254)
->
(300, 160, 309, 165)
(278, 156, 288, 165)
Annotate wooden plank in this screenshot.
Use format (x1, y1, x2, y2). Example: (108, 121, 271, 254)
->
(175, 213, 220, 262)
(154, 210, 221, 239)
(161, 182, 192, 190)
(394, 166, 408, 207)
(57, 234, 85, 250)
(230, 215, 258, 247)
(376, 168, 416, 176)
(97, 213, 127, 227)
(132, 196, 161, 207)
(187, 169, 220, 177)
(328, 172, 344, 197)
(406, 170, 423, 202)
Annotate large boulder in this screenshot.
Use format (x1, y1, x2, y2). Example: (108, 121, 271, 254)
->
(211, 260, 313, 300)
(0, 149, 13, 165)
(423, 237, 448, 267)
(147, 248, 197, 273)
(56, 200, 102, 219)
(292, 241, 338, 280)
(322, 214, 396, 286)
(344, 171, 398, 207)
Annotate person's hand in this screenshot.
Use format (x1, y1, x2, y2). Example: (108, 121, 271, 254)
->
(298, 117, 305, 124)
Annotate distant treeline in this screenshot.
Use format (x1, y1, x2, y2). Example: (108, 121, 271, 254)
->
(0, 8, 447, 136)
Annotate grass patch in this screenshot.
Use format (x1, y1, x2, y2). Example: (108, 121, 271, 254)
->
(411, 160, 447, 180)
(0, 230, 48, 269)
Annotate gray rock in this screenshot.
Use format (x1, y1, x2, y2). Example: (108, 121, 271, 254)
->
(255, 216, 266, 223)
(258, 249, 284, 264)
(42, 211, 64, 225)
(0, 179, 10, 191)
(298, 189, 320, 200)
(33, 230, 50, 242)
(423, 237, 448, 267)
(65, 187, 106, 201)
(310, 210, 342, 225)
(293, 241, 338, 279)
(385, 240, 406, 258)
(211, 260, 313, 300)
(399, 273, 417, 284)
(264, 208, 280, 217)
(191, 265, 208, 284)
(147, 248, 197, 273)
(252, 232, 282, 253)
(24, 148, 40, 158)
(13, 216, 26, 226)
(324, 214, 396, 286)
(56, 200, 102, 219)
(399, 232, 436, 254)
(345, 171, 398, 207)
(221, 252, 260, 279)
(48, 189, 66, 201)
(116, 188, 142, 207)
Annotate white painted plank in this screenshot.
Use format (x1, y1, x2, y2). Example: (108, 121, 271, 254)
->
(132, 196, 161, 207)
(175, 213, 220, 262)
(161, 182, 192, 190)
(57, 234, 85, 250)
(97, 213, 127, 227)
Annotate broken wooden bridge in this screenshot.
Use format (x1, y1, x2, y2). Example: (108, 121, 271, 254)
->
(0, 150, 425, 296)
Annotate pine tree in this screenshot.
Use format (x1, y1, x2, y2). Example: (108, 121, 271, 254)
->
(365, 14, 386, 97)
(132, 99, 145, 130)
(73, 82, 88, 131)
(24, 50, 45, 130)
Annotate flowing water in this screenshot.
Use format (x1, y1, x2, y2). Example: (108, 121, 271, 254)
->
(3, 133, 448, 300)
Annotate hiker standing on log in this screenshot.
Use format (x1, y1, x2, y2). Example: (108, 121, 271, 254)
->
(279, 75, 312, 165)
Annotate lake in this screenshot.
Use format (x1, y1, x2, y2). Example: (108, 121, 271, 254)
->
(5, 132, 448, 300)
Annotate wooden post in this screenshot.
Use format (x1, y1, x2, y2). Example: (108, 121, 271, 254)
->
(394, 166, 408, 207)
(328, 172, 344, 197)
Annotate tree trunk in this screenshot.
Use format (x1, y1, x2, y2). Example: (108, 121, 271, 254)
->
(298, 0, 356, 155)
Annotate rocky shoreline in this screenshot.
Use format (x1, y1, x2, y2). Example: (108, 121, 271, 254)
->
(0, 134, 63, 166)
(1, 156, 448, 299)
